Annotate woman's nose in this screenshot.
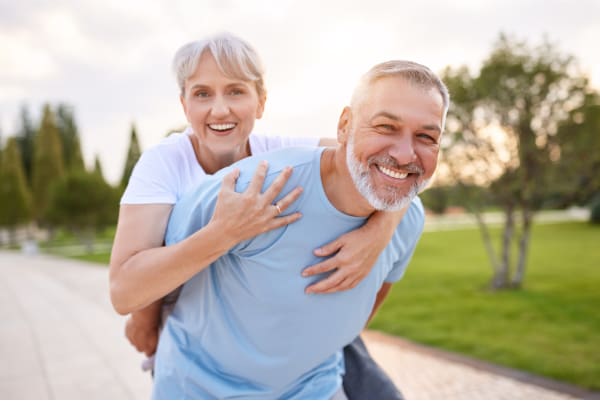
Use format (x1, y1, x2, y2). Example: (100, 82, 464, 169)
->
(210, 95, 230, 117)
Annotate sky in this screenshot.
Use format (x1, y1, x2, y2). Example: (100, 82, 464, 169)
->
(1, 0, 599, 184)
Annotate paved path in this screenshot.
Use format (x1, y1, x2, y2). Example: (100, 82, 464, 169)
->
(0, 251, 583, 399)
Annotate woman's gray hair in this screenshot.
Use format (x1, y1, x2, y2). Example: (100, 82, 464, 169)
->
(351, 60, 450, 129)
(173, 32, 266, 99)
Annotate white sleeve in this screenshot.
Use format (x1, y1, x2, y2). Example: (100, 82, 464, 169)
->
(120, 147, 178, 205)
(249, 134, 320, 154)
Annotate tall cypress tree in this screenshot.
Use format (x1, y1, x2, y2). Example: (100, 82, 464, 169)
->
(56, 103, 85, 171)
(0, 137, 33, 244)
(120, 123, 142, 189)
(93, 154, 104, 179)
(32, 104, 65, 223)
(15, 105, 36, 185)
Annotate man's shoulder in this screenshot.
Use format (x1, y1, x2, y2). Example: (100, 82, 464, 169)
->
(232, 146, 323, 185)
(395, 196, 426, 236)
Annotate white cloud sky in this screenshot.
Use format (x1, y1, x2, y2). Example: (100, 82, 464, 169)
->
(1, 0, 599, 184)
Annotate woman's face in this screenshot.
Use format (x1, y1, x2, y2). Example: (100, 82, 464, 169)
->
(180, 51, 265, 155)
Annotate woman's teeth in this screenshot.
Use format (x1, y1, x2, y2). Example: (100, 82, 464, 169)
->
(209, 123, 236, 131)
(378, 165, 409, 179)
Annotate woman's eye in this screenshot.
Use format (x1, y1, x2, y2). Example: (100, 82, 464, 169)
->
(195, 91, 210, 98)
(377, 124, 394, 131)
(230, 88, 244, 95)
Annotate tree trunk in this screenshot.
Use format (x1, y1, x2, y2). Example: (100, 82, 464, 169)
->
(512, 207, 533, 287)
(83, 229, 95, 254)
(471, 208, 500, 276)
(494, 204, 515, 289)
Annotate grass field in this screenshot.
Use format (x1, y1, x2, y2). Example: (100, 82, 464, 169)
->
(369, 221, 600, 390)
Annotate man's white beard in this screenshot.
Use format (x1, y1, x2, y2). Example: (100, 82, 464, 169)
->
(346, 137, 429, 211)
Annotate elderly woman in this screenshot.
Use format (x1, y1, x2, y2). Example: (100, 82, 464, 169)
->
(109, 33, 403, 399)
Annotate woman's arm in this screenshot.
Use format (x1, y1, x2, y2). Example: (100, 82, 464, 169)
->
(302, 207, 408, 294)
(110, 163, 302, 315)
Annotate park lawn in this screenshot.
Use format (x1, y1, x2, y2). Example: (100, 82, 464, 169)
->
(73, 252, 112, 264)
(369, 221, 600, 390)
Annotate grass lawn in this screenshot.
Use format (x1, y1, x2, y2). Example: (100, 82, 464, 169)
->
(369, 221, 600, 390)
(72, 252, 112, 264)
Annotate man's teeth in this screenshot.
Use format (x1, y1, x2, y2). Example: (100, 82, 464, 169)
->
(209, 123, 236, 131)
(378, 166, 408, 179)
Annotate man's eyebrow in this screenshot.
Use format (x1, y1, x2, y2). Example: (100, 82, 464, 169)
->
(422, 124, 441, 133)
(371, 111, 402, 121)
(372, 112, 441, 132)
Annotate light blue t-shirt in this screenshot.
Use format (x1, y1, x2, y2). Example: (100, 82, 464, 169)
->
(153, 147, 425, 399)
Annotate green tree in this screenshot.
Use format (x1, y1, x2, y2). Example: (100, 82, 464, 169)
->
(56, 103, 85, 172)
(32, 104, 65, 224)
(15, 105, 36, 185)
(420, 186, 449, 214)
(549, 93, 600, 207)
(120, 123, 142, 190)
(46, 170, 118, 252)
(93, 154, 104, 179)
(0, 138, 33, 245)
(440, 34, 591, 289)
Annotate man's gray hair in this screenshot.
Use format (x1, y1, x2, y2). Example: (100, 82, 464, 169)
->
(172, 32, 266, 99)
(351, 60, 450, 129)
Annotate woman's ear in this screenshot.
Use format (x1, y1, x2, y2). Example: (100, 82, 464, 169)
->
(180, 94, 189, 121)
(256, 92, 267, 119)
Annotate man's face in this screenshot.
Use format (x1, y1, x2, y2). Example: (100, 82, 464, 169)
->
(340, 76, 444, 211)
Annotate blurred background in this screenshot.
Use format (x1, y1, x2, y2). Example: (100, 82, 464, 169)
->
(0, 0, 598, 396)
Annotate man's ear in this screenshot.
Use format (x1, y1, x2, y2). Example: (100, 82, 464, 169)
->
(337, 106, 352, 144)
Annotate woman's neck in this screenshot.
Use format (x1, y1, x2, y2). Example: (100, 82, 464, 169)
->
(189, 135, 251, 174)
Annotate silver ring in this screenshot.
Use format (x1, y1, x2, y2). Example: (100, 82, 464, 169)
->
(274, 203, 282, 214)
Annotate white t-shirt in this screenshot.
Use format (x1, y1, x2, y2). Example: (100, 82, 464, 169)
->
(121, 128, 321, 205)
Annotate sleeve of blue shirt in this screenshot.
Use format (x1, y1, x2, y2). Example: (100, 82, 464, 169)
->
(383, 197, 426, 283)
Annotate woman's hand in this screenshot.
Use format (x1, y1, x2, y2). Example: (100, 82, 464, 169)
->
(211, 161, 303, 245)
(125, 301, 161, 357)
(302, 207, 408, 294)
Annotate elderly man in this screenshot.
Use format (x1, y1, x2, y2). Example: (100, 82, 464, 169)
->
(152, 60, 449, 399)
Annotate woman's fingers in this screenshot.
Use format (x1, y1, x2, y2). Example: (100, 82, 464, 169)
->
(305, 272, 356, 294)
(220, 168, 240, 192)
(302, 257, 337, 277)
(246, 161, 269, 194)
(272, 187, 303, 214)
(263, 166, 293, 201)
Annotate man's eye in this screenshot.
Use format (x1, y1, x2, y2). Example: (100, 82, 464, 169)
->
(195, 91, 210, 98)
(376, 124, 394, 130)
(418, 133, 436, 142)
(230, 88, 244, 95)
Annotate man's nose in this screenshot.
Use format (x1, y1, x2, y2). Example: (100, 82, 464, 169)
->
(388, 134, 417, 165)
(211, 95, 230, 117)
